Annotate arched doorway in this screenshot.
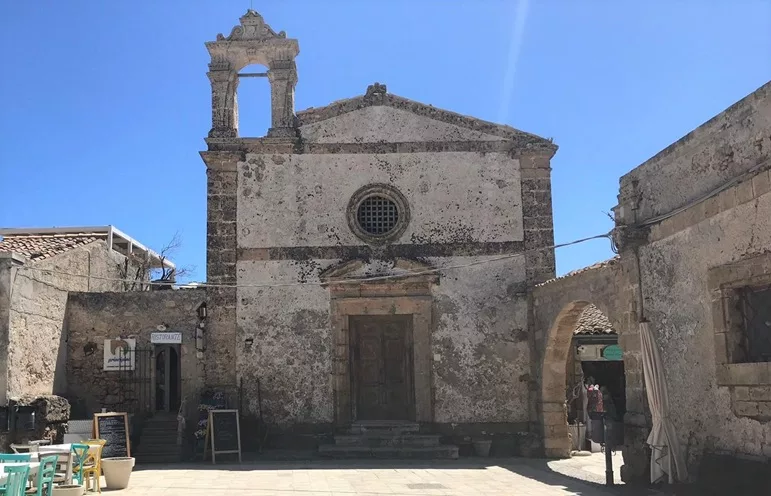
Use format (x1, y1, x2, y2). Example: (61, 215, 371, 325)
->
(154, 345, 181, 413)
(541, 300, 625, 457)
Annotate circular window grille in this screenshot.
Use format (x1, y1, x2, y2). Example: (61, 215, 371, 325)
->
(357, 195, 399, 235)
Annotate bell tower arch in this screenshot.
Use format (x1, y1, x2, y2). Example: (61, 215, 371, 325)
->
(205, 10, 300, 138)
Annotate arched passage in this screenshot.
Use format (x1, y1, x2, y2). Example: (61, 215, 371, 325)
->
(531, 259, 625, 458)
(541, 300, 623, 457)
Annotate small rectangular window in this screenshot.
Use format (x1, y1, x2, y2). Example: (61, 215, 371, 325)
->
(738, 285, 771, 363)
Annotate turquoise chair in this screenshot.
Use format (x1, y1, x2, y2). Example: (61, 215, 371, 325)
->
(0, 455, 30, 463)
(70, 444, 89, 486)
(28, 455, 57, 496)
(3, 465, 30, 496)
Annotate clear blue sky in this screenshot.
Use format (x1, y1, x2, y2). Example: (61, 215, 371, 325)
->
(1, 1, 770, 282)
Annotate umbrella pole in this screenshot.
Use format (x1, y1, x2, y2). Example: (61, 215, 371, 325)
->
(604, 414, 614, 486)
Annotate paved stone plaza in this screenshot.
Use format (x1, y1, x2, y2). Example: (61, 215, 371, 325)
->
(108, 453, 662, 496)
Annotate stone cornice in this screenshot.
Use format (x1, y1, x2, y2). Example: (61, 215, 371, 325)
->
(203, 138, 554, 160)
(237, 241, 526, 261)
(295, 84, 557, 155)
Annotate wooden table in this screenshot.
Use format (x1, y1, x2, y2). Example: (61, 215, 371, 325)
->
(0, 462, 40, 485)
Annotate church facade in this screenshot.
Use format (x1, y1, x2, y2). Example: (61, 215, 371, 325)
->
(201, 11, 557, 451)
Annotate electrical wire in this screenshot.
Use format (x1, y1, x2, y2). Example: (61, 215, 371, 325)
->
(14, 231, 613, 289)
(636, 157, 771, 227)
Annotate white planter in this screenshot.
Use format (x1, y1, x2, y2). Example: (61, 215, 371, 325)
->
(52, 485, 84, 496)
(101, 457, 136, 490)
(472, 440, 493, 457)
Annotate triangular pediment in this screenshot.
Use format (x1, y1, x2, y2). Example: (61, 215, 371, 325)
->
(296, 83, 556, 152)
(319, 258, 438, 283)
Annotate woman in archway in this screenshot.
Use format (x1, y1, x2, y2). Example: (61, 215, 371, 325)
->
(586, 378, 605, 443)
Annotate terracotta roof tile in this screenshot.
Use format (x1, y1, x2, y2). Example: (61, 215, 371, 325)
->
(535, 256, 620, 288)
(574, 304, 616, 335)
(0, 233, 104, 262)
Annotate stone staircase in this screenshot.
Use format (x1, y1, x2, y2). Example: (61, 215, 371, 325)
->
(135, 413, 181, 464)
(319, 421, 458, 459)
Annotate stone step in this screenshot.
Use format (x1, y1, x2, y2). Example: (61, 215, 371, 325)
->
(347, 421, 420, 435)
(334, 434, 440, 448)
(319, 444, 459, 460)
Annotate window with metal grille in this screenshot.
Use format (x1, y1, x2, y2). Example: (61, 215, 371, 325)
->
(356, 195, 399, 236)
(739, 285, 771, 363)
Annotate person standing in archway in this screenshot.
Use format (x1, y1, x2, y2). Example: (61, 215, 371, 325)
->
(586, 379, 605, 444)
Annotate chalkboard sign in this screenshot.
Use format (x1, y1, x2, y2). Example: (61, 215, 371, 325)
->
(93, 412, 130, 458)
(203, 409, 241, 464)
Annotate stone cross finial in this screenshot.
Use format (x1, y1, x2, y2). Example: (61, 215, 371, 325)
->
(364, 83, 388, 105)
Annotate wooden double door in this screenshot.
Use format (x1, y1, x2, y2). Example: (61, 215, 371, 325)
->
(351, 315, 415, 421)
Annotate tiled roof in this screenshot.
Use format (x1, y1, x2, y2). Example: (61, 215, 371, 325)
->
(0, 233, 105, 262)
(536, 257, 620, 288)
(574, 304, 616, 335)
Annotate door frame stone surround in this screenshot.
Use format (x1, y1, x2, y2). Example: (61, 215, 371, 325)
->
(321, 259, 437, 425)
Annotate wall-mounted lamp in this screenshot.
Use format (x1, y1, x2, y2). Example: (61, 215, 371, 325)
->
(244, 337, 254, 347)
(195, 302, 207, 352)
(196, 303, 207, 320)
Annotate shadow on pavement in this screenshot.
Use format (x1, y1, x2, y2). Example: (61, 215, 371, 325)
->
(134, 455, 665, 495)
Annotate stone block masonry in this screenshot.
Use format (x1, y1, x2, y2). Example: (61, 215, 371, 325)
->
(1, 241, 143, 403)
(65, 289, 205, 420)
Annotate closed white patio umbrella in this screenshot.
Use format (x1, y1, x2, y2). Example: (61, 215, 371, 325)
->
(640, 321, 689, 484)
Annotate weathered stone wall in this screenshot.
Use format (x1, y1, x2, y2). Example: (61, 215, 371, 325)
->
(5, 242, 137, 400)
(65, 289, 205, 418)
(236, 260, 332, 426)
(201, 30, 556, 447)
(299, 106, 507, 144)
(429, 256, 531, 424)
(611, 80, 771, 479)
(202, 156, 238, 395)
(236, 256, 532, 427)
(237, 151, 524, 248)
(199, 99, 557, 446)
(618, 81, 771, 222)
(634, 176, 771, 469)
(0, 254, 24, 406)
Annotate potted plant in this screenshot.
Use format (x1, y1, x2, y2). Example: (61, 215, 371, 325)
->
(52, 484, 84, 496)
(101, 456, 136, 490)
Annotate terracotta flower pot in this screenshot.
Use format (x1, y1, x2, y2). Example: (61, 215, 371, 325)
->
(51, 485, 84, 496)
(101, 457, 135, 490)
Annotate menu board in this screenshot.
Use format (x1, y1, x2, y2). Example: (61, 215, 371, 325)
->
(204, 409, 241, 464)
(93, 412, 130, 458)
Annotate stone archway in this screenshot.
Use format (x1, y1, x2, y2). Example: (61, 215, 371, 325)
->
(541, 301, 590, 455)
(530, 259, 625, 459)
(541, 299, 619, 457)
